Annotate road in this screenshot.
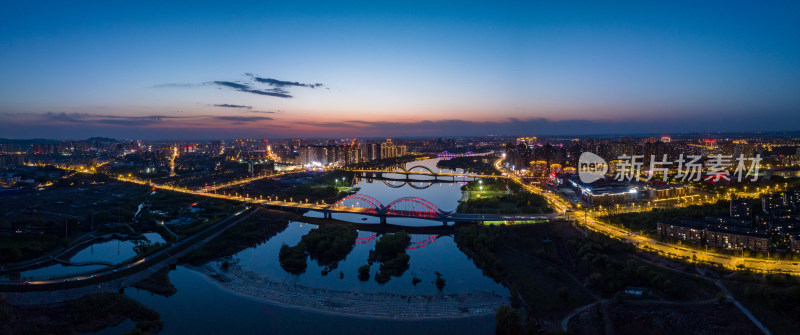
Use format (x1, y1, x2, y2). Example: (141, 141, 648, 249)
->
(1, 207, 257, 291)
(342, 168, 503, 179)
(111, 162, 800, 274)
(493, 158, 800, 274)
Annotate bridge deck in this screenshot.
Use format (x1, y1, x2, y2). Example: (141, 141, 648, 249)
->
(259, 200, 559, 222)
(341, 169, 504, 178)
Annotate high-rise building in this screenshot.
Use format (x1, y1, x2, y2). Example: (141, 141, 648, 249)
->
(785, 190, 800, 209)
(730, 198, 752, 218)
(380, 139, 397, 159)
(763, 193, 785, 215)
(0, 154, 25, 170)
(366, 143, 378, 160)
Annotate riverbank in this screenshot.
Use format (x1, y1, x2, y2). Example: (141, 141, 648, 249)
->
(193, 262, 507, 320)
(1, 208, 259, 304)
(1, 232, 151, 275)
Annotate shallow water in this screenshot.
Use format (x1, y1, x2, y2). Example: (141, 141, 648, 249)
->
(119, 266, 496, 335)
(12, 232, 166, 280)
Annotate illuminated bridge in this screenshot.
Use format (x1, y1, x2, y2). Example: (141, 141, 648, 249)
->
(341, 165, 504, 180)
(259, 194, 559, 224)
(355, 175, 470, 190)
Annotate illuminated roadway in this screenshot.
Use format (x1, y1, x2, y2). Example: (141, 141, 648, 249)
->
(493, 158, 800, 274)
(0, 206, 255, 288)
(97, 163, 800, 274)
(341, 168, 504, 179)
(259, 199, 558, 223)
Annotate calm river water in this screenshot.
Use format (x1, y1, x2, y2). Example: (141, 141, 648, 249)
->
(106, 158, 503, 334)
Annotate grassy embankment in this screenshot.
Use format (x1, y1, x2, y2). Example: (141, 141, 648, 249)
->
(457, 178, 553, 215)
(181, 211, 293, 265)
(436, 155, 499, 175)
(0, 235, 65, 264)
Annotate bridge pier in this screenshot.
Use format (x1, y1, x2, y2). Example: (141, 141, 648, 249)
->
(380, 216, 386, 224)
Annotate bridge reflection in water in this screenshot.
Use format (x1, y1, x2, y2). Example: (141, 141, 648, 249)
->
(260, 193, 559, 224)
(354, 231, 441, 249)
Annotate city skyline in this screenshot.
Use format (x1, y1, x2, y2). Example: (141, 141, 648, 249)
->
(4, 3, 800, 334)
(2, 1, 799, 139)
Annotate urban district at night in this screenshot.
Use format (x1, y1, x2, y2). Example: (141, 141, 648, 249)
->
(2, 2, 800, 334)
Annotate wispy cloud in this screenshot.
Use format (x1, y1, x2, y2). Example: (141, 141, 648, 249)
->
(154, 74, 323, 99)
(209, 81, 292, 98)
(210, 81, 251, 91)
(293, 118, 682, 137)
(213, 116, 273, 122)
(247, 74, 324, 88)
(212, 104, 252, 109)
(94, 116, 168, 126)
(44, 112, 87, 122)
(42, 112, 189, 126)
(296, 121, 356, 128)
(241, 87, 292, 98)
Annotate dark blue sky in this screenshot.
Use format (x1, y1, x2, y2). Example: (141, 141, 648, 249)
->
(1, 1, 798, 139)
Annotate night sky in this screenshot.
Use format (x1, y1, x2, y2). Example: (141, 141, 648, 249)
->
(1, 1, 799, 139)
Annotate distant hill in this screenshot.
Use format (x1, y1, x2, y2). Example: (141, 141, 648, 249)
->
(0, 138, 63, 145)
(0, 137, 119, 144)
(85, 137, 119, 143)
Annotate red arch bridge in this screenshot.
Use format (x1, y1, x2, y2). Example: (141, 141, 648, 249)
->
(260, 194, 560, 224)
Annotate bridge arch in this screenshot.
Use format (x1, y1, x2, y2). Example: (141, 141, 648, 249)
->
(331, 194, 385, 213)
(380, 180, 435, 190)
(381, 180, 406, 189)
(385, 197, 443, 218)
(355, 232, 379, 245)
(400, 165, 436, 174)
(408, 234, 440, 249)
(407, 181, 435, 190)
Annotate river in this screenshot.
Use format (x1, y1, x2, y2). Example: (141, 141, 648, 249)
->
(107, 158, 504, 334)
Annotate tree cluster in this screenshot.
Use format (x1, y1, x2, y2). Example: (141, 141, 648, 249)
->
(370, 231, 411, 283)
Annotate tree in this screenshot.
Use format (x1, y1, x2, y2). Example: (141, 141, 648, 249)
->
(495, 305, 522, 335)
(301, 225, 355, 267)
(510, 285, 521, 309)
(557, 286, 570, 302)
(373, 231, 410, 262)
(278, 244, 307, 274)
(358, 264, 370, 281)
(372, 232, 412, 283)
(435, 272, 446, 291)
